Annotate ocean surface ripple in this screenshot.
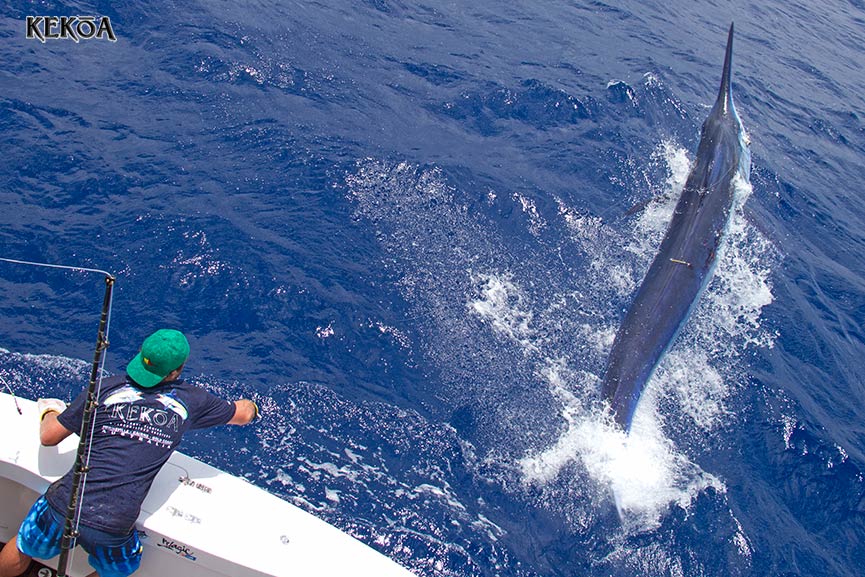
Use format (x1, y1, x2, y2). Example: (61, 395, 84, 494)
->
(2, 1, 864, 576)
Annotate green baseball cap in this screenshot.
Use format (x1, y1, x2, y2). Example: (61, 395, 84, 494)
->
(126, 329, 190, 388)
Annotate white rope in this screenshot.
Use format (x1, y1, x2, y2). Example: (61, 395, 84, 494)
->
(0, 256, 113, 278)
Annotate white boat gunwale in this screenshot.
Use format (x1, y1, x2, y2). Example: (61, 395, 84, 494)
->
(1, 391, 415, 577)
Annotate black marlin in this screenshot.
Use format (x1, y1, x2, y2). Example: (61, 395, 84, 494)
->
(601, 24, 751, 430)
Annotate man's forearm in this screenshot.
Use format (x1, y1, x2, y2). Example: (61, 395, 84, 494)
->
(40, 411, 73, 446)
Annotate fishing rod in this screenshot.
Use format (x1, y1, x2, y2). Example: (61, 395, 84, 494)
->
(0, 256, 115, 577)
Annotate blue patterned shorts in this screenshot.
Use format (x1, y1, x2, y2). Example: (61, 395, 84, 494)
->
(17, 495, 142, 577)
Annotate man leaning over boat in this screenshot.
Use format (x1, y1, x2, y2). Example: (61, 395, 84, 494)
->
(0, 329, 259, 577)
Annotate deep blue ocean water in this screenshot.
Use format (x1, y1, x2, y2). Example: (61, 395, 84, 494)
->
(2, 1, 864, 575)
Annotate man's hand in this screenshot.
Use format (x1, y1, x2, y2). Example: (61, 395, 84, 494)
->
(228, 399, 259, 425)
(37, 398, 67, 421)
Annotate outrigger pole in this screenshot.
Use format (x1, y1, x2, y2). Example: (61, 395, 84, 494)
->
(0, 257, 115, 577)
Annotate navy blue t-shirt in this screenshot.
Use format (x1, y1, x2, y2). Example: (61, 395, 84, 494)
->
(45, 375, 236, 534)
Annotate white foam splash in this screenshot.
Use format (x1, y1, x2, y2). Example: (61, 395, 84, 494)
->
(699, 173, 776, 350)
(656, 349, 730, 430)
(512, 191, 546, 236)
(315, 322, 335, 338)
(0, 348, 92, 384)
(175, 230, 232, 282)
(519, 359, 725, 529)
(627, 141, 690, 259)
(517, 141, 774, 527)
(346, 147, 776, 535)
(468, 272, 536, 352)
(732, 515, 753, 560)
